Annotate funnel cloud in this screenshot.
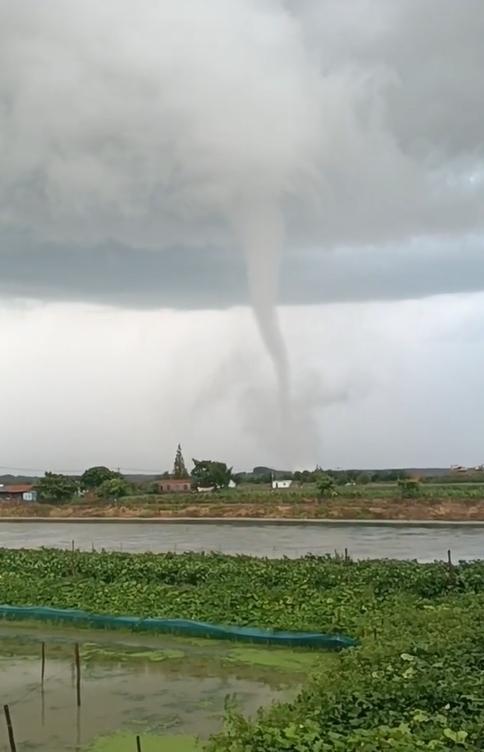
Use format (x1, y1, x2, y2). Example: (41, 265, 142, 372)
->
(1, 0, 484, 469)
(2, 1, 482, 285)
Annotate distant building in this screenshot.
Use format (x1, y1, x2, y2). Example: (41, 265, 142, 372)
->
(196, 482, 235, 492)
(0, 484, 37, 502)
(272, 479, 293, 490)
(156, 479, 191, 493)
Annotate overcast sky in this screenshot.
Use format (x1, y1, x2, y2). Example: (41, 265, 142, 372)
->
(1, 0, 483, 473)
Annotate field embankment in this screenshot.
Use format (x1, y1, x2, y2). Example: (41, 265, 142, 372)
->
(2, 489, 484, 521)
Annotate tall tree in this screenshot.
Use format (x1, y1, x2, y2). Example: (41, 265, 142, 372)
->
(80, 466, 120, 490)
(173, 444, 189, 479)
(191, 459, 232, 489)
(98, 477, 131, 500)
(36, 472, 78, 503)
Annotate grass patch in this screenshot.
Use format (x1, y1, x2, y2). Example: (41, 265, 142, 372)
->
(86, 733, 198, 752)
(223, 646, 332, 673)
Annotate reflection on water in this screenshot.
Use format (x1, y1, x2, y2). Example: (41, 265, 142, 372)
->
(0, 521, 484, 561)
(0, 627, 299, 752)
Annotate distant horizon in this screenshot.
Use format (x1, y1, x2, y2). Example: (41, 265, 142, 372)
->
(0, 464, 476, 480)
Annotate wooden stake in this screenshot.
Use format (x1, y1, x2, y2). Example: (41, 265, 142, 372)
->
(344, 547, 349, 562)
(74, 643, 81, 707)
(41, 684, 46, 727)
(136, 735, 142, 752)
(76, 706, 81, 751)
(41, 641, 46, 684)
(4, 705, 17, 752)
(447, 549, 453, 571)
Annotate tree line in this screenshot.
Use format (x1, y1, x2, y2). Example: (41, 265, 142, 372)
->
(34, 445, 234, 502)
(31, 447, 418, 504)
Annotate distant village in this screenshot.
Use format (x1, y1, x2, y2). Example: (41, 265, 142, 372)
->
(0, 445, 299, 504)
(1, 444, 484, 505)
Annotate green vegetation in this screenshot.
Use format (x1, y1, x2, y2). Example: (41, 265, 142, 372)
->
(0, 548, 482, 633)
(97, 476, 132, 500)
(15, 456, 484, 510)
(191, 460, 234, 489)
(0, 549, 483, 749)
(399, 478, 422, 498)
(87, 733, 198, 751)
(316, 473, 337, 497)
(225, 646, 324, 673)
(33, 478, 484, 508)
(35, 471, 79, 502)
(174, 443, 190, 479)
(80, 466, 121, 490)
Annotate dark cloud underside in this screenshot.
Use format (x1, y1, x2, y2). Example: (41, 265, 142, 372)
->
(1, 237, 483, 308)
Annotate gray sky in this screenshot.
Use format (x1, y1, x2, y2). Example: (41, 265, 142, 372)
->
(1, 0, 483, 472)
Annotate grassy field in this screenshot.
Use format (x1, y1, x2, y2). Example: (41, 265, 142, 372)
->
(2, 480, 484, 520)
(0, 549, 483, 750)
(81, 480, 484, 505)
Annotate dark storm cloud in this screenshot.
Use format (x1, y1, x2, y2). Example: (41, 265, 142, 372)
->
(0, 0, 483, 307)
(1, 234, 483, 308)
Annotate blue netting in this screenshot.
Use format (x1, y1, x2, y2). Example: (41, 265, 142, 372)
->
(0, 604, 357, 649)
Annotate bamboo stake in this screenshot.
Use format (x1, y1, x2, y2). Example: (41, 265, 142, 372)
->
(3, 705, 17, 752)
(136, 735, 142, 752)
(75, 643, 81, 707)
(76, 706, 81, 751)
(41, 684, 46, 727)
(41, 641, 46, 684)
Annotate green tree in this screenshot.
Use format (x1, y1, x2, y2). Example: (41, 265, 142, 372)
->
(173, 444, 189, 479)
(98, 477, 131, 500)
(191, 459, 233, 489)
(398, 478, 421, 498)
(317, 473, 337, 497)
(334, 471, 350, 486)
(80, 466, 119, 491)
(356, 472, 370, 485)
(36, 472, 78, 503)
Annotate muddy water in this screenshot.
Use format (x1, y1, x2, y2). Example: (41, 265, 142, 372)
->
(1, 520, 484, 560)
(0, 626, 312, 752)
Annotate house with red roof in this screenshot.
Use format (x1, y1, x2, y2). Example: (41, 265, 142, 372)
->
(0, 484, 37, 502)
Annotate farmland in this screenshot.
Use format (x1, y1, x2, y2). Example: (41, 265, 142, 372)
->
(0, 549, 483, 749)
(2, 481, 484, 521)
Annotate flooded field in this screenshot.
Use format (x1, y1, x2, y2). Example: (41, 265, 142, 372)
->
(0, 624, 319, 751)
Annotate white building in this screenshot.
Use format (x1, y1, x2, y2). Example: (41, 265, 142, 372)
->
(272, 479, 293, 490)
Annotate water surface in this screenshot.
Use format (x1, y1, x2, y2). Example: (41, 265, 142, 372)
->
(0, 625, 304, 751)
(0, 520, 483, 560)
